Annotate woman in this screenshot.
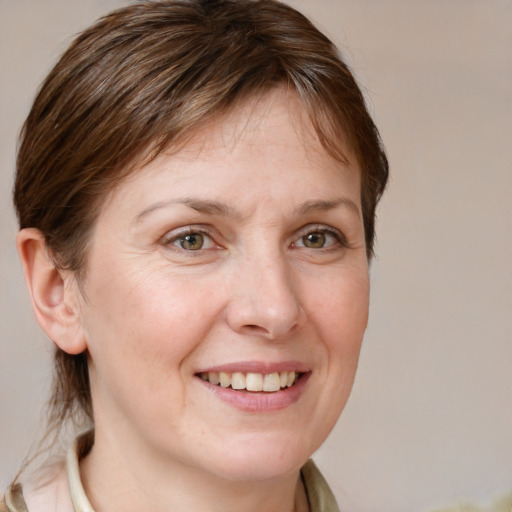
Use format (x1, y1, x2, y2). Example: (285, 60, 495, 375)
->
(2, 0, 388, 511)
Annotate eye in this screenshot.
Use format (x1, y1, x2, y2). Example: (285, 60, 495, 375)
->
(302, 232, 327, 248)
(165, 229, 216, 251)
(293, 227, 344, 250)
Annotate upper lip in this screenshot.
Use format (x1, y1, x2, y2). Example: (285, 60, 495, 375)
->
(196, 361, 311, 374)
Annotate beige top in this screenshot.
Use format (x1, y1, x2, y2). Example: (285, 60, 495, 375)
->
(2, 438, 340, 512)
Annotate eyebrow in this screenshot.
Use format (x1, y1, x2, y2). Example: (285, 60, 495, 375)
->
(134, 198, 237, 224)
(133, 196, 360, 224)
(297, 198, 361, 218)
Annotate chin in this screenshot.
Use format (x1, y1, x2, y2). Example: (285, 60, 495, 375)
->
(199, 431, 316, 482)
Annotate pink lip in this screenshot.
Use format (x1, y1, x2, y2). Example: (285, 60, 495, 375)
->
(197, 372, 311, 413)
(197, 360, 311, 374)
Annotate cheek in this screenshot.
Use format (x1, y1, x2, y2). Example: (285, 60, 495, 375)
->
(310, 267, 369, 346)
(294, 269, 369, 454)
(83, 266, 222, 379)
(309, 267, 369, 408)
(81, 269, 222, 432)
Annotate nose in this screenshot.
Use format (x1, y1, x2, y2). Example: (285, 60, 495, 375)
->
(225, 252, 305, 340)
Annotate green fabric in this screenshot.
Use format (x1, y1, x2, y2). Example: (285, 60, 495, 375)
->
(302, 460, 340, 512)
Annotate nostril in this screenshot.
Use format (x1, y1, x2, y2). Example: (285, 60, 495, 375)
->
(244, 324, 269, 334)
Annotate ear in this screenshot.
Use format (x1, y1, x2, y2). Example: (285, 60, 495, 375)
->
(16, 228, 87, 355)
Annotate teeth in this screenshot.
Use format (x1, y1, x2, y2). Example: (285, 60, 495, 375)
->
(219, 372, 231, 388)
(231, 372, 246, 390)
(263, 372, 281, 392)
(208, 372, 220, 385)
(246, 373, 263, 392)
(200, 370, 298, 392)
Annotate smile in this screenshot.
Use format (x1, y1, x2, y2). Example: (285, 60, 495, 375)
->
(198, 371, 300, 392)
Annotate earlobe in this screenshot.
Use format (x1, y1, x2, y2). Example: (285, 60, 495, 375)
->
(16, 228, 87, 355)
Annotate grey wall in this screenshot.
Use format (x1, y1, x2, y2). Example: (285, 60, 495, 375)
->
(1, 1, 511, 511)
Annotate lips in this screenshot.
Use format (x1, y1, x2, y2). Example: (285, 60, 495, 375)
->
(195, 363, 311, 412)
(199, 371, 299, 392)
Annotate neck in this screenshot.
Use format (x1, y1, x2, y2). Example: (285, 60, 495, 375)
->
(79, 429, 309, 512)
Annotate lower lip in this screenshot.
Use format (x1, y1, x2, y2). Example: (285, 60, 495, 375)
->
(198, 373, 311, 413)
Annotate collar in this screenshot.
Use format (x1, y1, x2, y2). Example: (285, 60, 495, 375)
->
(66, 435, 95, 512)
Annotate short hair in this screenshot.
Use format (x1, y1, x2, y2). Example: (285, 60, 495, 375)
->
(14, 0, 388, 434)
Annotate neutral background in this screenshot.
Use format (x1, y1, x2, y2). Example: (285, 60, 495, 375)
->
(1, 1, 511, 511)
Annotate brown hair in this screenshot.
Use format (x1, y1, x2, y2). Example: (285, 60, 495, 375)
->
(14, 0, 388, 443)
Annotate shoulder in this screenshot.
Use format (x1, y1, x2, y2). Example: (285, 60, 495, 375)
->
(24, 462, 74, 512)
(2, 461, 74, 512)
(301, 459, 340, 512)
(1, 484, 29, 512)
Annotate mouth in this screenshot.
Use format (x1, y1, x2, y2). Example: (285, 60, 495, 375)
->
(197, 371, 302, 393)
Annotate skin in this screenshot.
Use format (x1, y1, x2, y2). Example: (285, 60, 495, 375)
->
(18, 88, 369, 512)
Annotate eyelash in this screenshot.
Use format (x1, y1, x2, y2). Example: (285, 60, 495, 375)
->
(161, 224, 348, 253)
(162, 226, 218, 252)
(293, 225, 348, 251)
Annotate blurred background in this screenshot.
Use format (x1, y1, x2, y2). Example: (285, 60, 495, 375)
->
(1, 1, 511, 511)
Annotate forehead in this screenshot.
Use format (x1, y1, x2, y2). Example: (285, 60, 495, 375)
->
(103, 87, 360, 214)
(155, 88, 350, 170)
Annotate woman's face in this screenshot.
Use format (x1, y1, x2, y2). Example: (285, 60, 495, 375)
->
(78, 89, 369, 482)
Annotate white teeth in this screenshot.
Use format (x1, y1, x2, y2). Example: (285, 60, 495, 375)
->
(200, 370, 300, 392)
(246, 373, 263, 392)
(208, 372, 220, 385)
(219, 372, 231, 388)
(263, 372, 281, 392)
(231, 372, 246, 390)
